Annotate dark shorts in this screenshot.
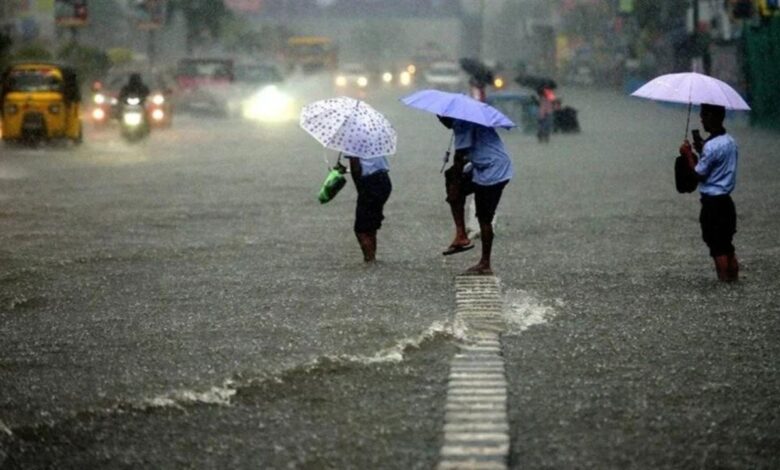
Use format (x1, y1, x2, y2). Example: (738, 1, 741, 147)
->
(700, 194, 737, 257)
(444, 167, 508, 225)
(354, 171, 392, 233)
(473, 181, 508, 224)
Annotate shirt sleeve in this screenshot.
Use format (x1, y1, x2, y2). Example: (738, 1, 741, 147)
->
(695, 141, 716, 177)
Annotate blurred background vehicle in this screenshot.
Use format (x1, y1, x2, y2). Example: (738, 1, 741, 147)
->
(1, 62, 83, 146)
(333, 62, 371, 94)
(118, 92, 149, 142)
(422, 61, 466, 92)
(285, 36, 338, 74)
(174, 58, 234, 116)
(90, 69, 175, 128)
(228, 62, 295, 122)
(378, 61, 415, 89)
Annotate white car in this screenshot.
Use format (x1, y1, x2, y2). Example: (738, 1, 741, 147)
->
(423, 61, 466, 92)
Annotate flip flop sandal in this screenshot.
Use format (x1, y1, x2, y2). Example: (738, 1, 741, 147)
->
(442, 243, 475, 256)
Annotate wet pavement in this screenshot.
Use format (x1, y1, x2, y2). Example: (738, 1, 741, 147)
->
(1, 81, 779, 469)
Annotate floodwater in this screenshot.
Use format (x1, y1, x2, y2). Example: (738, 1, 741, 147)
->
(1, 78, 779, 468)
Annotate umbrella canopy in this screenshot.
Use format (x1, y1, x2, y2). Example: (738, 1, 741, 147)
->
(400, 89, 516, 129)
(300, 97, 397, 159)
(459, 57, 494, 87)
(631, 72, 750, 111)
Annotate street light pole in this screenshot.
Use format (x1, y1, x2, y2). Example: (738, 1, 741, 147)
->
(477, 0, 484, 60)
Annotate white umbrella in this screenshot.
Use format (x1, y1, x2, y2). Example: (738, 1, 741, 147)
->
(300, 97, 397, 159)
(631, 72, 750, 138)
(631, 72, 750, 110)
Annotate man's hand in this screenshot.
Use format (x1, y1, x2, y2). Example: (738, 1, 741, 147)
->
(679, 140, 693, 158)
(680, 139, 698, 170)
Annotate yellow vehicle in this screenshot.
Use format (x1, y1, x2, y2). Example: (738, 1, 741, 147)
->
(285, 36, 338, 73)
(1, 62, 83, 145)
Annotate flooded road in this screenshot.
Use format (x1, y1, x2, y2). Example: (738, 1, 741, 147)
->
(1, 81, 778, 468)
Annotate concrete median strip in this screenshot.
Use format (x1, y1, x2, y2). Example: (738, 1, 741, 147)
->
(438, 275, 510, 470)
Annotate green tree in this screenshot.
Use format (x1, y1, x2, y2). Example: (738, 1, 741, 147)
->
(11, 43, 53, 62)
(168, 0, 231, 54)
(57, 43, 111, 84)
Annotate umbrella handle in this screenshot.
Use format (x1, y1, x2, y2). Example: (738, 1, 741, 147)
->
(684, 102, 692, 142)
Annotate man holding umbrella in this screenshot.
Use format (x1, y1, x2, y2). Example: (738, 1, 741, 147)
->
(631, 72, 749, 282)
(299, 97, 397, 263)
(402, 89, 515, 275)
(345, 153, 392, 263)
(679, 103, 739, 282)
(439, 115, 513, 275)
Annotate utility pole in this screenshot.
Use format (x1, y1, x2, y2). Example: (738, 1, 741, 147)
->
(476, 0, 485, 60)
(691, 0, 703, 72)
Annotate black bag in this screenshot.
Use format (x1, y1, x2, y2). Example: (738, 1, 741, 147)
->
(674, 155, 698, 193)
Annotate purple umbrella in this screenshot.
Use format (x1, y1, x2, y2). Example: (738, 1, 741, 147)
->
(400, 89, 516, 129)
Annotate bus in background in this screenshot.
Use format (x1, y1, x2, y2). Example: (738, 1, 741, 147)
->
(284, 36, 338, 74)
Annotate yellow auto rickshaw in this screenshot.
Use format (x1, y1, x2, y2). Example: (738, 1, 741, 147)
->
(1, 62, 83, 145)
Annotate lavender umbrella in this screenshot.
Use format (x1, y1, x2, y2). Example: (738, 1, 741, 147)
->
(400, 89, 516, 129)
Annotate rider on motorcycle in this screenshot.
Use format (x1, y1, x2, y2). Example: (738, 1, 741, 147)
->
(119, 73, 150, 104)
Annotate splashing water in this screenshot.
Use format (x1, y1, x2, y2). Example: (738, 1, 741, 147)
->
(502, 289, 561, 334)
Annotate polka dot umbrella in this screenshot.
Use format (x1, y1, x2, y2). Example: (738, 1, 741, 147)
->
(300, 97, 397, 159)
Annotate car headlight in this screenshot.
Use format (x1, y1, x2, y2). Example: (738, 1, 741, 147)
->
(151, 94, 165, 106)
(493, 77, 505, 88)
(94, 93, 106, 104)
(407, 64, 416, 74)
(123, 112, 143, 126)
(242, 85, 294, 122)
(357, 76, 368, 88)
(92, 108, 106, 121)
(336, 76, 347, 87)
(382, 72, 393, 83)
(399, 71, 412, 86)
(151, 109, 165, 121)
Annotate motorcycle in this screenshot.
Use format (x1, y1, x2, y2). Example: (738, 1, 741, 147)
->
(119, 95, 150, 142)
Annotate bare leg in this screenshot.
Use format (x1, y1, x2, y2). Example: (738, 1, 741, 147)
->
(465, 220, 494, 275)
(727, 253, 739, 282)
(356, 232, 377, 262)
(448, 198, 471, 247)
(713, 255, 730, 282)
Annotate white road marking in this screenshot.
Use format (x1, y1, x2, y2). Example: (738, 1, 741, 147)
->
(438, 275, 510, 470)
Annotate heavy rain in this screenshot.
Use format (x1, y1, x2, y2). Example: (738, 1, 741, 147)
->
(1, 1, 779, 468)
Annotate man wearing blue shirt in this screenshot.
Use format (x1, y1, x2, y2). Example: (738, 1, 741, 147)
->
(680, 103, 739, 282)
(439, 116, 513, 275)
